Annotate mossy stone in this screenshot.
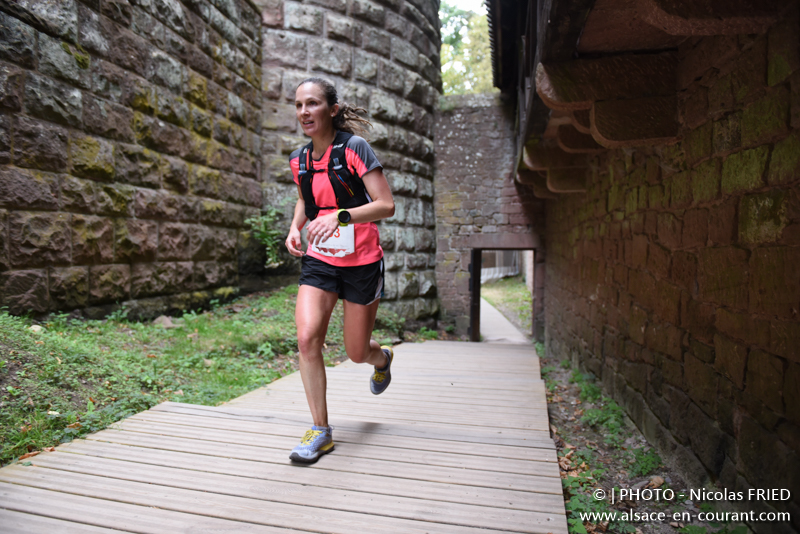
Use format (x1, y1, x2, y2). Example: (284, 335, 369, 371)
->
(741, 86, 789, 146)
(739, 190, 788, 244)
(71, 136, 114, 180)
(721, 146, 768, 195)
(767, 131, 800, 185)
(692, 158, 721, 204)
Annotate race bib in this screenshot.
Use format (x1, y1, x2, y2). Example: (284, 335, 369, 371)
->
(311, 224, 355, 257)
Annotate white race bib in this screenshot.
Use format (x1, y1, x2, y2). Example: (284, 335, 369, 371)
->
(310, 224, 355, 257)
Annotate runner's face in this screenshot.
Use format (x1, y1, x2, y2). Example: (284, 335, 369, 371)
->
(295, 83, 338, 138)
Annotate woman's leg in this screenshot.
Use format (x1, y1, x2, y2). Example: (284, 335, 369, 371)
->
(342, 299, 388, 367)
(296, 284, 339, 427)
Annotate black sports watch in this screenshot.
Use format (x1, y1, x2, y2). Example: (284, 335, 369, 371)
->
(337, 209, 351, 226)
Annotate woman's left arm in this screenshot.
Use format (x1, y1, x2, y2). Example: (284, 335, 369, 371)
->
(347, 168, 395, 223)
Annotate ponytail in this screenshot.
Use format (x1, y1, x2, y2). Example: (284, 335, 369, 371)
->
(298, 77, 372, 137)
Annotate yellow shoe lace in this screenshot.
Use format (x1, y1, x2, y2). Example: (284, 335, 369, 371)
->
(301, 429, 322, 444)
(372, 369, 386, 383)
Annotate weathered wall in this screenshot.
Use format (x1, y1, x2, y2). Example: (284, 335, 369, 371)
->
(0, 0, 264, 317)
(544, 23, 800, 529)
(259, 0, 441, 320)
(0, 0, 442, 321)
(434, 94, 545, 332)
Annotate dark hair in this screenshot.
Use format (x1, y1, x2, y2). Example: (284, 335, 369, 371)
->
(297, 77, 371, 137)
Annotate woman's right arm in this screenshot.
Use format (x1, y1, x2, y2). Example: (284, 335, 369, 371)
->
(286, 184, 307, 257)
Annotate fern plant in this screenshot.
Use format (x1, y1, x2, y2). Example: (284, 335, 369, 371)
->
(245, 208, 284, 269)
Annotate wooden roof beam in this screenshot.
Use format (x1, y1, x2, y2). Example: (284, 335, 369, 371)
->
(590, 96, 680, 149)
(516, 170, 558, 198)
(522, 146, 588, 171)
(547, 168, 587, 193)
(557, 124, 605, 154)
(638, 0, 789, 36)
(535, 54, 677, 111)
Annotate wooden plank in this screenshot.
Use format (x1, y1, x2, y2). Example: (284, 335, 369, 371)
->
(0, 466, 563, 534)
(83, 430, 564, 493)
(150, 403, 556, 447)
(0, 508, 124, 534)
(228, 399, 552, 431)
(29, 453, 565, 532)
(232, 386, 549, 410)
(114, 419, 557, 476)
(129, 411, 558, 462)
(57, 440, 563, 513)
(0, 482, 292, 533)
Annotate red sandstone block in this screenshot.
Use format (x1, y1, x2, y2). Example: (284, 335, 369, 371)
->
(785, 363, 800, 425)
(646, 322, 682, 360)
(657, 212, 682, 250)
(72, 215, 114, 265)
(654, 280, 682, 326)
(684, 352, 719, 416)
(770, 320, 800, 363)
(749, 246, 800, 319)
(714, 333, 748, 389)
(708, 198, 738, 245)
(89, 264, 131, 304)
(681, 293, 716, 343)
(647, 243, 671, 279)
(731, 37, 767, 105)
(716, 307, 770, 348)
(672, 251, 698, 293)
(0, 269, 49, 314)
(682, 208, 709, 249)
(767, 7, 800, 86)
(746, 349, 785, 414)
(699, 246, 749, 309)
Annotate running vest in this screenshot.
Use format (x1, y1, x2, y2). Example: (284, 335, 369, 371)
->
(298, 131, 371, 220)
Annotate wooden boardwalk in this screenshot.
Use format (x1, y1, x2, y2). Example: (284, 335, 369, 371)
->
(0, 340, 567, 533)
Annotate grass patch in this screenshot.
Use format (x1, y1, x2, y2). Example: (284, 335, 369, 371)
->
(481, 275, 532, 333)
(628, 447, 662, 477)
(0, 284, 402, 466)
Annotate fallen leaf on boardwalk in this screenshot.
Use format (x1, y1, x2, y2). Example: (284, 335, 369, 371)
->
(18, 451, 40, 460)
(66, 422, 82, 429)
(550, 424, 559, 434)
(44, 447, 55, 452)
(647, 476, 665, 488)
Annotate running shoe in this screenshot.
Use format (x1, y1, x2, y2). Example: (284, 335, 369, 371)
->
(370, 346, 394, 395)
(289, 425, 334, 463)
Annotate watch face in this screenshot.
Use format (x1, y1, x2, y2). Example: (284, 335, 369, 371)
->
(339, 210, 351, 223)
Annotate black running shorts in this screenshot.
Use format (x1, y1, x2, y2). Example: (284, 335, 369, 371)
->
(299, 256, 384, 305)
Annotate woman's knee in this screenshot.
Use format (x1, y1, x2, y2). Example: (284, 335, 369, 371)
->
(347, 343, 371, 364)
(297, 329, 325, 357)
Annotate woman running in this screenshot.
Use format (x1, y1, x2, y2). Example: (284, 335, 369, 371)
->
(285, 77, 396, 463)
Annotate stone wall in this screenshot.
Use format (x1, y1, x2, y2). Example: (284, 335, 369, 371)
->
(434, 94, 545, 333)
(259, 0, 441, 320)
(544, 24, 800, 529)
(0, 0, 442, 321)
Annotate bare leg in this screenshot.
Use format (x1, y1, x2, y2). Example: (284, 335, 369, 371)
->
(342, 299, 388, 367)
(295, 285, 339, 427)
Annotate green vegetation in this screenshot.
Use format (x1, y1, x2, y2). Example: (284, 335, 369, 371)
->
(482, 275, 532, 333)
(439, 0, 498, 95)
(628, 447, 662, 477)
(0, 286, 403, 466)
(245, 207, 285, 268)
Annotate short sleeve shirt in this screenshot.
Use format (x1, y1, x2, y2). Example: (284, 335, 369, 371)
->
(290, 135, 384, 267)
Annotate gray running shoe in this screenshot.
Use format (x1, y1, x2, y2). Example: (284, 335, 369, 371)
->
(289, 425, 334, 463)
(370, 346, 393, 395)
